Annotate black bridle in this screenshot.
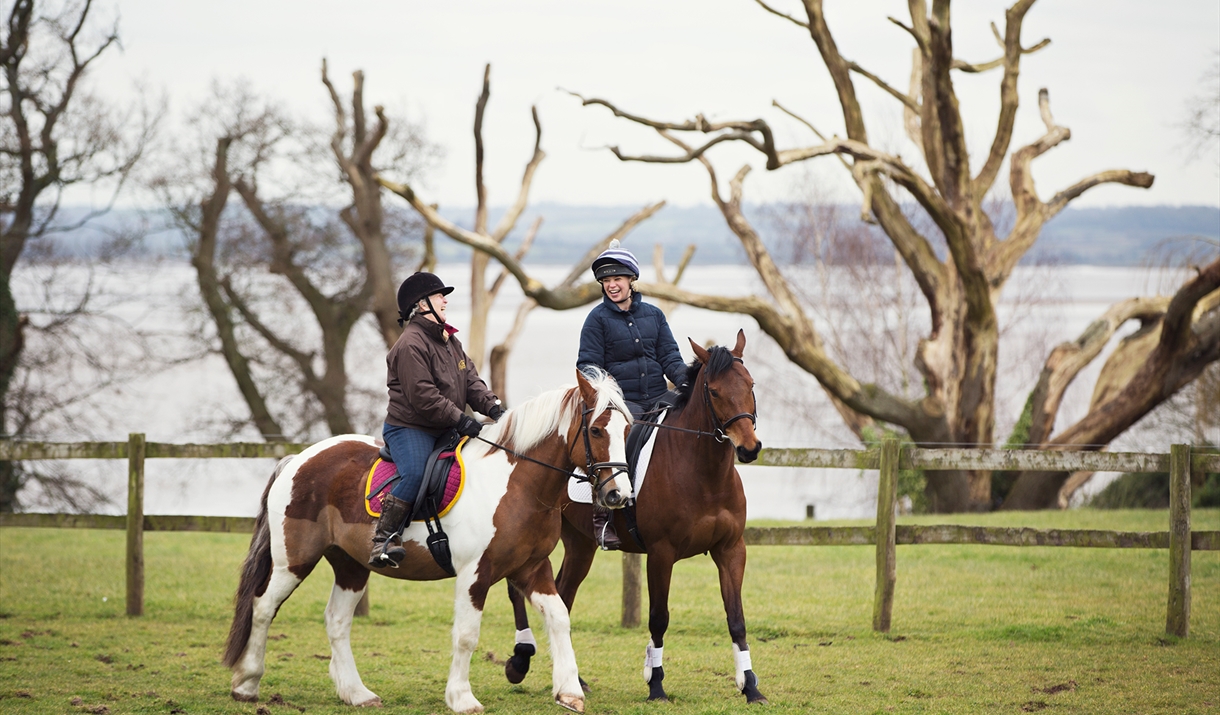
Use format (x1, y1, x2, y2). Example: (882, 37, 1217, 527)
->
(700, 357, 757, 442)
(640, 357, 757, 443)
(476, 401, 628, 495)
(578, 403, 631, 494)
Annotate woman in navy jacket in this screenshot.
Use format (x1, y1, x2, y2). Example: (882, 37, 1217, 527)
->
(577, 240, 686, 548)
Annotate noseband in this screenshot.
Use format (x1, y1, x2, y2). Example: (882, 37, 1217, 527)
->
(701, 357, 757, 443)
(475, 401, 628, 494)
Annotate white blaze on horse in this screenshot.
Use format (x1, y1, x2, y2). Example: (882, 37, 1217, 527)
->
(222, 370, 633, 714)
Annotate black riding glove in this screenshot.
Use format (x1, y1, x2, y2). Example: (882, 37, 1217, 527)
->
(456, 413, 483, 438)
(487, 401, 504, 422)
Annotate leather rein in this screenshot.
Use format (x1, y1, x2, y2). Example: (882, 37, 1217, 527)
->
(476, 401, 629, 494)
(638, 357, 757, 443)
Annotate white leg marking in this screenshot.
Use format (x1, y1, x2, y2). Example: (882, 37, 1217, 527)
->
(733, 643, 752, 691)
(445, 566, 485, 714)
(325, 583, 380, 706)
(529, 591, 583, 708)
(231, 566, 302, 701)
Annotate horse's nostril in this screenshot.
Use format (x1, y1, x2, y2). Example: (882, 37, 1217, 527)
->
(605, 490, 623, 507)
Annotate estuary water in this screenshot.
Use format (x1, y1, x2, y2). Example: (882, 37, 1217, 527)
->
(12, 262, 1202, 519)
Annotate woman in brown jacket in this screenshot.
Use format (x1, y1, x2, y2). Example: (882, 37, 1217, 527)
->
(370, 272, 504, 568)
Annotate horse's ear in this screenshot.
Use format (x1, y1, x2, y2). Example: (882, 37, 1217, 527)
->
(731, 328, 746, 358)
(689, 337, 710, 364)
(576, 369, 598, 405)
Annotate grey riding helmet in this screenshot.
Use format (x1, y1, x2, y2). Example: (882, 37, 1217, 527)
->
(591, 239, 640, 280)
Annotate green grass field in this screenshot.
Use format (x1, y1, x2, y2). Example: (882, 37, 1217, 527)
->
(2, 509, 1218, 714)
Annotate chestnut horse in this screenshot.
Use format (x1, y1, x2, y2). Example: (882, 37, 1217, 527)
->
(223, 370, 633, 714)
(504, 330, 767, 704)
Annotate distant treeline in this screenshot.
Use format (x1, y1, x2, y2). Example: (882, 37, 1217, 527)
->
(37, 204, 1220, 267)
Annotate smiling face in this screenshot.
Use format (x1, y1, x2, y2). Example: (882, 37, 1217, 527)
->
(600, 275, 632, 306)
(418, 291, 449, 323)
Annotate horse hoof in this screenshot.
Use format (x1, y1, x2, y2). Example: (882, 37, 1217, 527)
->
(647, 694, 669, 702)
(556, 693, 585, 713)
(230, 691, 258, 703)
(579, 676, 591, 693)
(505, 662, 527, 684)
(356, 696, 383, 707)
(748, 695, 770, 705)
(505, 643, 534, 684)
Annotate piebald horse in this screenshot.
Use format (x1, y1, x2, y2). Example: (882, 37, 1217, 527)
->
(504, 330, 767, 704)
(223, 370, 633, 714)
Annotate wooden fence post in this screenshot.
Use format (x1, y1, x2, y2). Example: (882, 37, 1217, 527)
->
(126, 433, 146, 617)
(873, 438, 899, 633)
(1166, 443, 1191, 638)
(621, 552, 642, 628)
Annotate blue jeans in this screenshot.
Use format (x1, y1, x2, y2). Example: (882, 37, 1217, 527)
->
(383, 423, 439, 503)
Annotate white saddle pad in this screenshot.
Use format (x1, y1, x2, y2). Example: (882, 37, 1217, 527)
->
(568, 410, 664, 504)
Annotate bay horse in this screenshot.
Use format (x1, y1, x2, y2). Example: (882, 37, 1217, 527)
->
(504, 330, 767, 704)
(222, 370, 633, 714)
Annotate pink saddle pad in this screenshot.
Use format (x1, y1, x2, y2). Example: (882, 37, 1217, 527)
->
(365, 451, 464, 518)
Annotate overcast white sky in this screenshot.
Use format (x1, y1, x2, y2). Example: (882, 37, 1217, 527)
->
(96, 0, 1220, 209)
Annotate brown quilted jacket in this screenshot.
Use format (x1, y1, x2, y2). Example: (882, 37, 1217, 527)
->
(385, 314, 498, 433)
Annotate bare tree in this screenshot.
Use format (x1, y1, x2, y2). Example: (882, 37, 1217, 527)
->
(377, 65, 670, 404)
(1181, 50, 1219, 170)
(2, 0, 159, 510)
(402, 2, 1217, 511)
(153, 67, 437, 441)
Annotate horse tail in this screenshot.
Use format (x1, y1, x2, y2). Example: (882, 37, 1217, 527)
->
(223, 455, 293, 668)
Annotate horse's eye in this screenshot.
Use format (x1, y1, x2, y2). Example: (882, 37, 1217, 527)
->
(590, 427, 603, 438)
(709, 389, 719, 398)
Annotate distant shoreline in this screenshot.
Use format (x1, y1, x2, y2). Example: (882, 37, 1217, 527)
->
(31, 203, 1220, 267)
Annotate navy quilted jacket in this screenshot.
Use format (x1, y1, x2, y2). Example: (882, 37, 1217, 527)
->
(577, 292, 686, 404)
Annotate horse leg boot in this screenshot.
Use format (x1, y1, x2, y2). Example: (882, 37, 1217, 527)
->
(592, 505, 621, 551)
(368, 495, 412, 567)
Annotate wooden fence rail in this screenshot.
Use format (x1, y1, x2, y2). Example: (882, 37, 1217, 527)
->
(1, 437, 1216, 637)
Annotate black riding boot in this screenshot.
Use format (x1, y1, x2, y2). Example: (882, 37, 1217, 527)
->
(592, 505, 621, 551)
(369, 494, 413, 567)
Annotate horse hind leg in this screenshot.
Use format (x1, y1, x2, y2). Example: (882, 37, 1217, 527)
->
(322, 548, 380, 707)
(230, 563, 309, 702)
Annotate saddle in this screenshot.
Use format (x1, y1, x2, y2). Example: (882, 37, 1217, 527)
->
(371, 429, 466, 576)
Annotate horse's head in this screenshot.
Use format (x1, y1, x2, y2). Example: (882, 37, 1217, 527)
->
(688, 329, 762, 463)
(571, 369, 634, 509)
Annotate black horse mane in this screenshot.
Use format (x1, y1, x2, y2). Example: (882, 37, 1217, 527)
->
(670, 345, 736, 412)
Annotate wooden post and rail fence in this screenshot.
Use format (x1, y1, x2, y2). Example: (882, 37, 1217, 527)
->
(1, 436, 1216, 637)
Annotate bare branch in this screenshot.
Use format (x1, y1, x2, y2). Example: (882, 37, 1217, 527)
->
(321, 58, 348, 173)
(1025, 296, 1172, 445)
(1008, 88, 1072, 227)
(848, 61, 919, 111)
(952, 38, 1049, 73)
(490, 105, 546, 242)
(802, 0, 868, 142)
(490, 216, 542, 297)
(753, 0, 809, 28)
(887, 15, 923, 49)
(1045, 170, 1155, 219)
(474, 63, 491, 235)
(973, 0, 1041, 196)
(378, 175, 656, 311)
